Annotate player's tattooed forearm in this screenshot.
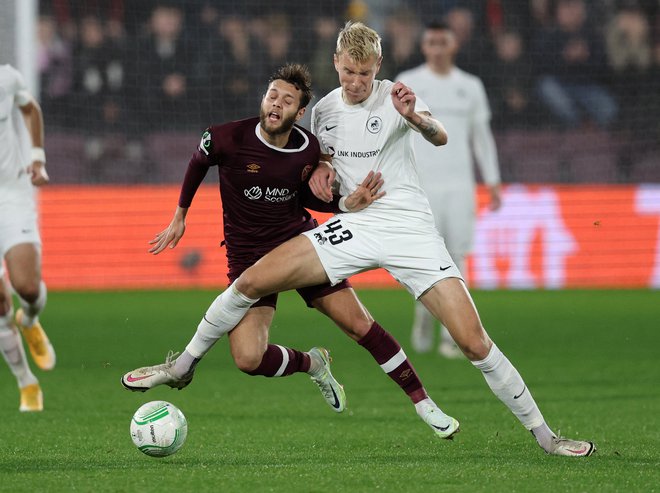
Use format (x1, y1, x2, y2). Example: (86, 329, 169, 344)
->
(418, 117, 438, 138)
(419, 122, 438, 137)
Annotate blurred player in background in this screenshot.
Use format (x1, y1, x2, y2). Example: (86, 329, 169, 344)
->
(397, 21, 502, 358)
(0, 64, 56, 412)
(123, 64, 460, 439)
(142, 22, 596, 456)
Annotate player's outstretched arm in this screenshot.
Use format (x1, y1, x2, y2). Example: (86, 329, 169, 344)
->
(149, 206, 187, 255)
(342, 171, 385, 212)
(390, 81, 447, 146)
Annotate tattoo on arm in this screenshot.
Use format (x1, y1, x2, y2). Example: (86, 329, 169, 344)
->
(409, 111, 446, 145)
(417, 116, 439, 138)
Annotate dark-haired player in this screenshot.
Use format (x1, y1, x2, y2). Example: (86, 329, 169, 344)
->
(123, 64, 459, 438)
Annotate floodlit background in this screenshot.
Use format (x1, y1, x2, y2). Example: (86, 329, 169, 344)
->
(2, 0, 660, 289)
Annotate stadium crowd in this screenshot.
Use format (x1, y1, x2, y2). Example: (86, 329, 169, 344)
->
(36, 0, 660, 183)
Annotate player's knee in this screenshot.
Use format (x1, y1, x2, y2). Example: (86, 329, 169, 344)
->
(235, 271, 264, 300)
(346, 317, 373, 340)
(456, 327, 491, 361)
(12, 279, 40, 303)
(232, 348, 263, 374)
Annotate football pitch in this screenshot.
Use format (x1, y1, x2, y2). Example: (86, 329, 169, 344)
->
(1, 289, 658, 492)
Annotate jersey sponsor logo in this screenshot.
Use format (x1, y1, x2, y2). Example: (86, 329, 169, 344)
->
(244, 186, 263, 200)
(247, 163, 260, 173)
(366, 116, 382, 134)
(301, 164, 313, 181)
(335, 149, 380, 159)
(264, 187, 297, 203)
(199, 130, 212, 155)
(314, 232, 327, 245)
(243, 186, 298, 203)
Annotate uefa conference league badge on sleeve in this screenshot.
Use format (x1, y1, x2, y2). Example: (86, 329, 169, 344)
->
(199, 129, 212, 156)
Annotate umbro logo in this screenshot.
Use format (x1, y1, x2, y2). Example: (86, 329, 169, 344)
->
(325, 124, 337, 131)
(246, 163, 260, 173)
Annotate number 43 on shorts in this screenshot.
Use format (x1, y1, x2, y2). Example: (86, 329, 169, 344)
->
(323, 219, 353, 245)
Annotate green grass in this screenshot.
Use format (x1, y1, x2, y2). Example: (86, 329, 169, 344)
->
(1, 289, 658, 492)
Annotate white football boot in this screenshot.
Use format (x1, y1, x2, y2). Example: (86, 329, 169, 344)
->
(308, 347, 346, 413)
(121, 351, 193, 392)
(416, 399, 460, 439)
(547, 436, 596, 457)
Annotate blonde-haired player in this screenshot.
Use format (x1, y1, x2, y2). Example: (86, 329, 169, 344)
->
(0, 64, 56, 412)
(397, 21, 502, 358)
(123, 22, 595, 456)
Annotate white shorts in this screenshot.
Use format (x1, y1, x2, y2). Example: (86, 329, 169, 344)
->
(0, 208, 41, 260)
(302, 214, 462, 299)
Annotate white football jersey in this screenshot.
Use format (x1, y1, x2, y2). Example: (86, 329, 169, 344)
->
(396, 65, 499, 193)
(312, 79, 434, 225)
(0, 64, 34, 208)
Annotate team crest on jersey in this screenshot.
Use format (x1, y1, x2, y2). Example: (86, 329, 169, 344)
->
(301, 164, 313, 181)
(199, 130, 212, 155)
(246, 163, 261, 173)
(366, 116, 382, 134)
(244, 186, 262, 200)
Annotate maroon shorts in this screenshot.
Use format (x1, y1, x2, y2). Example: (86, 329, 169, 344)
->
(227, 262, 352, 309)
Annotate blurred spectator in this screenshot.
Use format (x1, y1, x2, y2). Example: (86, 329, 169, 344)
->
(36, 15, 73, 128)
(379, 7, 423, 81)
(606, 5, 656, 180)
(529, 0, 555, 30)
(308, 15, 343, 97)
(192, 1, 221, 47)
(132, 4, 196, 131)
(72, 16, 126, 133)
(532, 0, 618, 129)
(249, 14, 296, 104)
(444, 6, 495, 84)
(491, 30, 535, 129)
(70, 15, 132, 179)
(197, 15, 253, 122)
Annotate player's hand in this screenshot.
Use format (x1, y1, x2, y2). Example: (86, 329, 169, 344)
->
(149, 213, 186, 255)
(309, 160, 336, 203)
(344, 171, 385, 212)
(28, 161, 49, 187)
(391, 82, 416, 119)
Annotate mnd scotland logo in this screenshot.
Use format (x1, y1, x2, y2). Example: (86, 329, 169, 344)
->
(244, 186, 262, 200)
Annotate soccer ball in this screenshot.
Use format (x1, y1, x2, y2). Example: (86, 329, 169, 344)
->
(130, 401, 188, 457)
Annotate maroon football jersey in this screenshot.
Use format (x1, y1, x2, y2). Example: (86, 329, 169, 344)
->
(179, 117, 339, 275)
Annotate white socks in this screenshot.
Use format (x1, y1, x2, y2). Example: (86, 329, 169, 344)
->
(472, 343, 545, 430)
(185, 286, 259, 359)
(0, 311, 37, 388)
(18, 281, 47, 327)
